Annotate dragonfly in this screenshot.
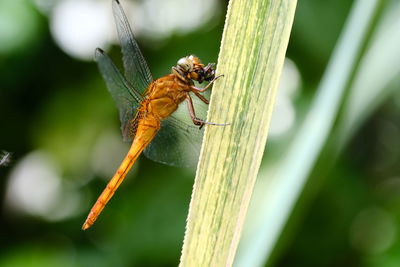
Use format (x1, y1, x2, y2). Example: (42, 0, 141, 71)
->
(82, 0, 225, 230)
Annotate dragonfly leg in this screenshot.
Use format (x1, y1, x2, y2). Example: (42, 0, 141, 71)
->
(190, 74, 224, 93)
(186, 94, 228, 129)
(193, 91, 209, 105)
(186, 94, 205, 128)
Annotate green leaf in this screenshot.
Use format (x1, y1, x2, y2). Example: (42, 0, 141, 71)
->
(179, 0, 297, 266)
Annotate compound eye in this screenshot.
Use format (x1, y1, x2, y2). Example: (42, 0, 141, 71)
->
(177, 57, 193, 72)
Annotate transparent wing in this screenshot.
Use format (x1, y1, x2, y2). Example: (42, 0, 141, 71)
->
(99, 1, 214, 168)
(95, 48, 143, 141)
(112, 0, 153, 94)
(144, 92, 210, 169)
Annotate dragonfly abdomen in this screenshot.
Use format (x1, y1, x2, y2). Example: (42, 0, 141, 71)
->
(82, 117, 160, 230)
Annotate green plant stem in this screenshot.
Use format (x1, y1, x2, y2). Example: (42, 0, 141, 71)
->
(179, 0, 297, 266)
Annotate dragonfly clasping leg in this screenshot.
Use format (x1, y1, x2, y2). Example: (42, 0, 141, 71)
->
(185, 94, 228, 129)
(190, 74, 224, 92)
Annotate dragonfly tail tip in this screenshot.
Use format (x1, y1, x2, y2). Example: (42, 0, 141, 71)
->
(82, 221, 91, 231)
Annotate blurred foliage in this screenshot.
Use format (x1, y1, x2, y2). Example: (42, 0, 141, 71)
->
(0, 0, 399, 266)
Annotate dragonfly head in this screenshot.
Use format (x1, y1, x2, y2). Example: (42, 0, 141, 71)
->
(174, 55, 216, 84)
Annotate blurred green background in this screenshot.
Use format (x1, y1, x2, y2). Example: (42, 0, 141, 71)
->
(1, 0, 399, 266)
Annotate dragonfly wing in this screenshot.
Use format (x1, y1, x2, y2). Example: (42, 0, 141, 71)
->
(95, 48, 142, 141)
(112, 0, 153, 95)
(144, 92, 210, 169)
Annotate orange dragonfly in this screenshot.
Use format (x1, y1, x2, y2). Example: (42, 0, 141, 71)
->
(82, 0, 224, 230)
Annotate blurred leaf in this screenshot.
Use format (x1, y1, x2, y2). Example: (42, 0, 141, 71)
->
(235, 0, 383, 266)
(336, 0, 400, 150)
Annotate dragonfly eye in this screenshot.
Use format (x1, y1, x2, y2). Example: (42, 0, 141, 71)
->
(177, 57, 194, 72)
(194, 68, 205, 83)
